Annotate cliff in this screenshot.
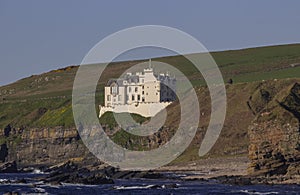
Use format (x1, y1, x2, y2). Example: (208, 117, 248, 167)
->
(248, 82, 300, 176)
(0, 126, 98, 167)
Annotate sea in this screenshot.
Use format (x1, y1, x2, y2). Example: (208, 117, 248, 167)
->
(0, 172, 300, 195)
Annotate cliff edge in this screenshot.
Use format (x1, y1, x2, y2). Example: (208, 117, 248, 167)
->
(248, 83, 300, 176)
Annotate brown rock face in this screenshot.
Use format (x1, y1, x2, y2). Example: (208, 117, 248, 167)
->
(248, 83, 300, 176)
(0, 127, 98, 167)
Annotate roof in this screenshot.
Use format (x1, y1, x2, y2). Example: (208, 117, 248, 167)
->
(105, 67, 176, 86)
(106, 79, 124, 86)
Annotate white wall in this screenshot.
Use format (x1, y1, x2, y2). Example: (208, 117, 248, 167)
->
(144, 81, 160, 103)
(105, 86, 126, 106)
(99, 102, 171, 118)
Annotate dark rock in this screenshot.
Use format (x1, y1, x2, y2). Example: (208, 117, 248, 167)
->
(46, 172, 71, 184)
(103, 166, 116, 176)
(81, 173, 114, 185)
(46, 161, 78, 174)
(213, 175, 253, 185)
(0, 161, 17, 173)
(111, 170, 136, 179)
(4, 125, 11, 137)
(16, 178, 27, 183)
(0, 143, 8, 162)
(139, 171, 164, 179)
(164, 183, 179, 189)
(44, 161, 114, 185)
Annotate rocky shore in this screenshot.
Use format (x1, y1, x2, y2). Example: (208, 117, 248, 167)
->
(0, 160, 164, 186)
(1, 156, 300, 187)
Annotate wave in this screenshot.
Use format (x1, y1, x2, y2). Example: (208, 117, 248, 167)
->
(239, 190, 279, 195)
(113, 183, 179, 190)
(113, 184, 158, 190)
(60, 182, 100, 187)
(32, 187, 46, 193)
(0, 179, 8, 182)
(32, 168, 45, 174)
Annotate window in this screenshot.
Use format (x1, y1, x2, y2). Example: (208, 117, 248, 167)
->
(142, 91, 144, 95)
(135, 87, 138, 92)
(132, 95, 135, 101)
(128, 87, 131, 93)
(118, 95, 121, 101)
(111, 85, 118, 95)
(142, 86, 144, 89)
(107, 95, 111, 101)
(137, 95, 140, 101)
(142, 97, 145, 102)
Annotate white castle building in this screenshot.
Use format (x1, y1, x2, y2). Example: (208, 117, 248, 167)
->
(99, 60, 176, 117)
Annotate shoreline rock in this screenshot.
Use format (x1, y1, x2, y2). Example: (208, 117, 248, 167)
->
(0, 161, 17, 173)
(248, 83, 300, 177)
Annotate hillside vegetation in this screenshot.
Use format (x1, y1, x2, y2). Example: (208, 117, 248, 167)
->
(0, 44, 299, 129)
(0, 44, 300, 157)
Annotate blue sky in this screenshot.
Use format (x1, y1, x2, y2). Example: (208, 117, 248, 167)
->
(0, 0, 299, 86)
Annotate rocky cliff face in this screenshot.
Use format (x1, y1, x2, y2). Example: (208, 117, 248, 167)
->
(0, 126, 98, 167)
(0, 124, 178, 168)
(248, 83, 300, 176)
(1, 80, 300, 175)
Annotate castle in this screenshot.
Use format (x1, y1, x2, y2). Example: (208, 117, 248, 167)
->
(99, 59, 176, 117)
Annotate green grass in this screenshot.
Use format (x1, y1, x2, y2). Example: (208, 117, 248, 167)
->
(98, 111, 150, 150)
(157, 43, 300, 85)
(0, 43, 299, 130)
(233, 65, 300, 83)
(99, 111, 149, 129)
(110, 130, 147, 151)
(0, 98, 73, 129)
(33, 103, 74, 128)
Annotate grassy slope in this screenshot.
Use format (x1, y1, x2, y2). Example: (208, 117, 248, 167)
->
(0, 43, 300, 161)
(0, 44, 299, 127)
(2, 43, 300, 97)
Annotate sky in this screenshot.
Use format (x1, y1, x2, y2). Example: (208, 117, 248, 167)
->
(0, 0, 300, 86)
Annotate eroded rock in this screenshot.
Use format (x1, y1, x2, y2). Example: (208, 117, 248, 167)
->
(248, 83, 300, 176)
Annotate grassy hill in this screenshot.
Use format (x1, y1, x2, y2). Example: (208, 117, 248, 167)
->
(0, 44, 300, 160)
(1, 43, 300, 128)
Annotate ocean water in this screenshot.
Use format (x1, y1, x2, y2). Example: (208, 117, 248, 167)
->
(0, 173, 300, 195)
